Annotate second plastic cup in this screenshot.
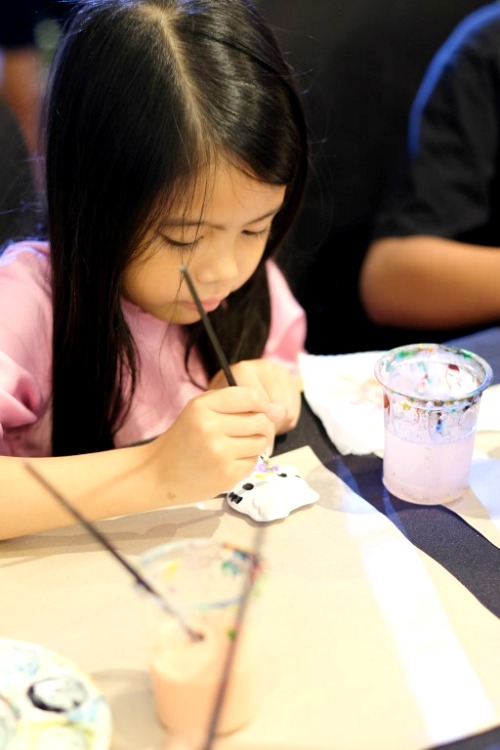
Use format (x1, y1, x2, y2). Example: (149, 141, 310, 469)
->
(138, 538, 268, 738)
(374, 343, 492, 504)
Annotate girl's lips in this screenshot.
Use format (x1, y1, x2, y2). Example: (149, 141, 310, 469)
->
(200, 298, 223, 312)
(182, 298, 223, 313)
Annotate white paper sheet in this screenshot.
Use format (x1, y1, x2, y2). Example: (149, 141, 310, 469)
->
(446, 433, 500, 548)
(216, 448, 500, 750)
(3, 447, 500, 750)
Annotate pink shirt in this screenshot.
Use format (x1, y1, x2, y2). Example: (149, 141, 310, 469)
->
(0, 241, 306, 456)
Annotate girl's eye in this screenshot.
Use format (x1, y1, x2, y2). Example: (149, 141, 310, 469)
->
(161, 234, 200, 250)
(242, 227, 270, 239)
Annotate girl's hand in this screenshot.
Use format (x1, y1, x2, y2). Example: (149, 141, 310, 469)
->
(150, 386, 281, 503)
(208, 359, 301, 435)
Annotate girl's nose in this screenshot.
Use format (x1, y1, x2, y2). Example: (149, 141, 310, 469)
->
(195, 241, 239, 284)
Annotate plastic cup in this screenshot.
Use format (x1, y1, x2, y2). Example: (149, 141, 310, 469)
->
(374, 343, 492, 504)
(137, 538, 268, 738)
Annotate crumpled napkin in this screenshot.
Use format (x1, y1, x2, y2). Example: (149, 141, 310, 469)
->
(299, 351, 500, 456)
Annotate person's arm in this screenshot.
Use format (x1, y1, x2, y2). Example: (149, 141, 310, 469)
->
(0, 46, 42, 155)
(1, 386, 282, 540)
(360, 11, 500, 332)
(359, 235, 500, 329)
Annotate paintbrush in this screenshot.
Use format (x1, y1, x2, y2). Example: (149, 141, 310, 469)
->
(179, 263, 271, 469)
(202, 526, 265, 749)
(180, 263, 237, 387)
(179, 264, 270, 745)
(24, 462, 203, 642)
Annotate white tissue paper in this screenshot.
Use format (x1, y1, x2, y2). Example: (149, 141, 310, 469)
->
(299, 351, 500, 457)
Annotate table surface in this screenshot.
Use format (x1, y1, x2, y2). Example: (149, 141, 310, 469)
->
(273, 327, 500, 750)
(2, 326, 500, 750)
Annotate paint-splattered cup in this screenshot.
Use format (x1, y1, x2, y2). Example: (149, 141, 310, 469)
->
(374, 344, 492, 504)
(138, 538, 268, 738)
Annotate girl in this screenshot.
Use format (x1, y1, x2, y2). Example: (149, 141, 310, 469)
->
(0, 0, 309, 539)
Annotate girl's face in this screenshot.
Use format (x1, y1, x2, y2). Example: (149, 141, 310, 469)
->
(123, 161, 286, 324)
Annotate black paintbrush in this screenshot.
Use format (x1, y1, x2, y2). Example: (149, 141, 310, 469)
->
(180, 263, 271, 469)
(24, 462, 203, 642)
(180, 263, 268, 747)
(180, 263, 236, 387)
(202, 526, 265, 750)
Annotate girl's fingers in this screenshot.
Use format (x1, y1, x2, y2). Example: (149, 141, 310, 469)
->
(195, 386, 270, 415)
(266, 401, 287, 424)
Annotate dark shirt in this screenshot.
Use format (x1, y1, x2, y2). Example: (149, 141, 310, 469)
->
(373, 2, 500, 248)
(259, 0, 488, 353)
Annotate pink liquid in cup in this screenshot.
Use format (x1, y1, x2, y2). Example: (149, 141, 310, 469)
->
(149, 616, 261, 735)
(138, 539, 268, 737)
(375, 343, 492, 505)
(382, 428, 476, 504)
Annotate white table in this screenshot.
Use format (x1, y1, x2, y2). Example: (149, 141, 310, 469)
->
(3, 442, 500, 750)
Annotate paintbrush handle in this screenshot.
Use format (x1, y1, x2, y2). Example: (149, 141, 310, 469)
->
(181, 264, 273, 467)
(24, 462, 202, 641)
(202, 528, 265, 749)
(180, 264, 237, 387)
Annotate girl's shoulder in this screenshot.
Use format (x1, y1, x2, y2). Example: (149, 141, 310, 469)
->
(264, 259, 307, 366)
(265, 258, 292, 297)
(0, 240, 51, 291)
(265, 258, 304, 314)
(1, 239, 50, 264)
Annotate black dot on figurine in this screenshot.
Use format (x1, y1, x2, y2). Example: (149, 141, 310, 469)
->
(242, 483, 254, 490)
(277, 473, 288, 478)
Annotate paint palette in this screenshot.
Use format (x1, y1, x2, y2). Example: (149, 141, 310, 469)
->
(0, 638, 111, 750)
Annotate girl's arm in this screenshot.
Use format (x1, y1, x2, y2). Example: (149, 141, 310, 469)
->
(1, 386, 282, 540)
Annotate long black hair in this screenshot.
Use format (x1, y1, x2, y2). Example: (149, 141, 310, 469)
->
(44, 0, 309, 456)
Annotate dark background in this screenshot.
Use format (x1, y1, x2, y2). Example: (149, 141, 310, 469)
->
(0, 0, 491, 352)
(259, 0, 489, 354)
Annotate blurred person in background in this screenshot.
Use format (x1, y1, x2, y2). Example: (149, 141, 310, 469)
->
(0, 1, 74, 155)
(360, 2, 500, 341)
(0, 2, 75, 243)
(259, 0, 488, 353)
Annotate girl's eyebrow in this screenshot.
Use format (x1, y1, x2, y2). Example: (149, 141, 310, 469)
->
(162, 205, 283, 231)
